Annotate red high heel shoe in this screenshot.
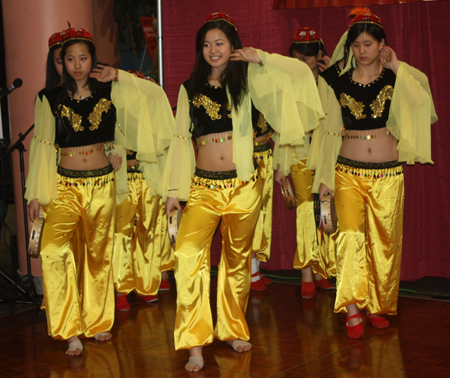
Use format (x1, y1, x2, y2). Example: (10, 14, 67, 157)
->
(346, 312, 364, 339)
(366, 312, 390, 329)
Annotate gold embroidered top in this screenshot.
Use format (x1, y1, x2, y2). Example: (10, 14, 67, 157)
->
(45, 84, 115, 148)
(333, 68, 396, 130)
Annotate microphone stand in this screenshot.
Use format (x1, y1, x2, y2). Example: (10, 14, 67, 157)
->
(0, 124, 37, 303)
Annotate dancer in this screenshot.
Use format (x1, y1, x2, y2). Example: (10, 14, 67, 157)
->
(312, 13, 437, 339)
(26, 28, 174, 355)
(274, 27, 337, 299)
(114, 73, 174, 311)
(162, 12, 323, 371)
(250, 109, 273, 291)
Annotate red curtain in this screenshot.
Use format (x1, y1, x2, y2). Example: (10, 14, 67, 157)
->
(162, 0, 450, 281)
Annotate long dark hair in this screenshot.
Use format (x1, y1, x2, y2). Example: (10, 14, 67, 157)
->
(188, 20, 248, 112)
(60, 39, 98, 95)
(44, 46, 63, 93)
(345, 23, 387, 53)
(289, 40, 327, 58)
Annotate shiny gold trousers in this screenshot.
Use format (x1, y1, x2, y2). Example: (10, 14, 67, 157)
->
(113, 170, 174, 295)
(252, 144, 273, 261)
(291, 159, 337, 278)
(174, 167, 262, 350)
(334, 157, 404, 314)
(41, 166, 116, 340)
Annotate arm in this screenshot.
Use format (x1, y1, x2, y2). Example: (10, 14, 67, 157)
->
(24, 95, 57, 205)
(158, 85, 196, 202)
(387, 62, 437, 165)
(246, 49, 325, 147)
(311, 85, 343, 193)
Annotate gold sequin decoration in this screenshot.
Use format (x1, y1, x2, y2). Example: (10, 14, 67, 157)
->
(59, 105, 84, 132)
(340, 94, 366, 120)
(226, 102, 232, 118)
(370, 85, 394, 119)
(193, 94, 222, 120)
(256, 112, 268, 134)
(87, 98, 112, 131)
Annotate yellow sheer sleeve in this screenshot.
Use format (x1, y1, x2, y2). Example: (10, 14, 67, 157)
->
(158, 85, 196, 201)
(311, 85, 343, 193)
(272, 131, 308, 175)
(24, 95, 58, 205)
(387, 62, 437, 164)
(112, 70, 175, 199)
(248, 50, 325, 147)
(308, 76, 329, 171)
(112, 70, 174, 163)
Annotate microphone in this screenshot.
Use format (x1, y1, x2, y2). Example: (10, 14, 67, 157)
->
(0, 78, 23, 98)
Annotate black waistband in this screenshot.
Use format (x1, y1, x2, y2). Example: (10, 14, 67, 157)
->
(337, 156, 402, 169)
(57, 164, 113, 178)
(195, 160, 258, 180)
(254, 143, 272, 153)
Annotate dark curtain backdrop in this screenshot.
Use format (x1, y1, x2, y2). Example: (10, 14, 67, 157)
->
(162, 0, 450, 281)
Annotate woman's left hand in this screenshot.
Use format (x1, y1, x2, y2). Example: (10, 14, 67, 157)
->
(230, 47, 261, 64)
(108, 153, 122, 172)
(379, 46, 400, 74)
(318, 55, 331, 72)
(89, 64, 117, 82)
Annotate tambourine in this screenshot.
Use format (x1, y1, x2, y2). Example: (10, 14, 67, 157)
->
(168, 208, 183, 248)
(280, 181, 296, 210)
(28, 207, 45, 257)
(313, 193, 338, 234)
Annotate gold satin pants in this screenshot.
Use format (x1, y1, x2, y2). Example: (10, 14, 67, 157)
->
(113, 171, 174, 295)
(334, 157, 404, 315)
(290, 159, 337, 278)
(252, 144, 273, 262)
(40, 166, 116, 340)
(174, 167, 262, 350)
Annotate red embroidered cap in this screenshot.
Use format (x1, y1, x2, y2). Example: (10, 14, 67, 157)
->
(293, 27, 321, 43)
(205, 12, 236, 29)
(63, 28, 94, 44)
(348, 13, 383, 30)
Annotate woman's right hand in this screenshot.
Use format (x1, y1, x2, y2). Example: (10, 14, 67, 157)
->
(319, 183, 333, 200)
(274, 170, 288, 187)
(165, 197, 182, 217)
(28, 199, 40, 222)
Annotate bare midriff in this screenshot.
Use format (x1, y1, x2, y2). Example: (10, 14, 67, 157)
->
(340, 127, 399, 163)
(59, 142, 111, 171)
(196, 132, 236, 171)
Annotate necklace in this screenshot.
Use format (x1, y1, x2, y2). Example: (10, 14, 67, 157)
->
(74, 89, 90, 100)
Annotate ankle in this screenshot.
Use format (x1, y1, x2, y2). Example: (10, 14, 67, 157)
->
(189, 345, 203, 358)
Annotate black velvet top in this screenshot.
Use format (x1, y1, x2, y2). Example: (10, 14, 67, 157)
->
(320, 63, 342, 86)
(184, 80, 272, 139)
(332, 68, 396, 131)
(251, 105, 273, 137)
(45, 83, 116, 148)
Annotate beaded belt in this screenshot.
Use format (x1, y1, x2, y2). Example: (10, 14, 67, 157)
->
(337, 156, 402, 169)
(254, 143, 272, 153)
(196, 131, 232, 148)
(59, 141, 115, 157)
(127, 165, 141, 173)
(57, 164, 113, 178)
(194, 160, 258, 180)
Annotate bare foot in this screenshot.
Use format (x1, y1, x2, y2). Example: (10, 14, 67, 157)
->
(226, 339, 252, 352)
(185, 345, 204, 372)
(94, 332, 112, 342)
(66, 336, 83, 356)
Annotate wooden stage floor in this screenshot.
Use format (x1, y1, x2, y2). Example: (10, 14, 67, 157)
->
(0, 275, 449, 377)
